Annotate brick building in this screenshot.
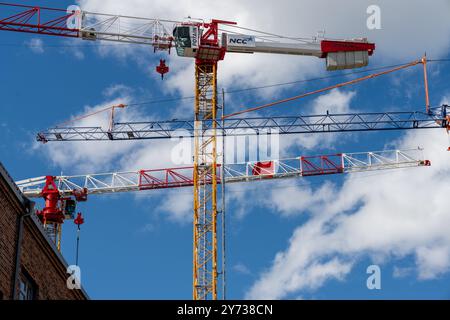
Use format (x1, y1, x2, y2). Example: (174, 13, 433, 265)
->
(0, 162, 88, 300)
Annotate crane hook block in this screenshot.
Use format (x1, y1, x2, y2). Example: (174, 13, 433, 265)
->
(156, 59, 169, 80)
(74, 213, 84, 226)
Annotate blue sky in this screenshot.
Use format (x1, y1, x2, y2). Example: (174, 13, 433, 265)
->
(1, 0, 450, 299)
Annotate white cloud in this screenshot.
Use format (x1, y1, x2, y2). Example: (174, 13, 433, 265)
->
(416, 245, 450, 280)
(36, 84, 194, 174)
(37, 94, 137, 173)
(233, 263, 251, 275)
(71, 47, 85, 60)
(264, 181, 335, 217)
(58, 39, 85, 60)
(156, 189, 193, 223)
(392, 266, 413, 278)
(246, 128, 450, 299)
(102, 84, 133, 98)
(26, 38, 44, 54)
(311, 89, 356, 115)
(281, 89, 356, 152)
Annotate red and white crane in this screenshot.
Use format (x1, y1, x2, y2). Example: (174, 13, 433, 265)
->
(17, 149, 430, 199)
(0, 3, 375, 73)
(15, 148, 430, 248)
(1, 2, 381, 300)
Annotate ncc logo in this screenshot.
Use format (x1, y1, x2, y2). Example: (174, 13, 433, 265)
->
(230, 37, 251, 45)
(228, 36, 255, 46)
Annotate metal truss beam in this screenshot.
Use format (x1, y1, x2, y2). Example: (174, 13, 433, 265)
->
(36, 106, 450, 142)
(17, 149, 430, 198)
(193, 63, 219, 300)
(0, 3, 174, 48)
(0, 3, 79, 37)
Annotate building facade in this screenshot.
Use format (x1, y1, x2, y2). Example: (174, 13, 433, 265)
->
(0, 162, 88, 300)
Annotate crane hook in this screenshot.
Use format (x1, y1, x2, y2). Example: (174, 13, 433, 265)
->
(156, 59, 169, 80)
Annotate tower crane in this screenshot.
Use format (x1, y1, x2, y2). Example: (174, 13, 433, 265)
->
(16, 148, 431, 246)
(17, 149, 431, 199)
(8, 3, 440, 299)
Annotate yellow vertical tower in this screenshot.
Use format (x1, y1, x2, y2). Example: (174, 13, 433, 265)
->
(193, 62, 218, 300)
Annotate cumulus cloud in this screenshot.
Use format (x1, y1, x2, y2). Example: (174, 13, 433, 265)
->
(156, 189, 193, 223)
(37, 94, 136, 173)
(25, 38, 44, 54)
(392, 266, 413, 278)
(416, 245, 450, 280)
(246, 128, 450, 299)
(233, 263, 252, 275)
(36, 84, 195, 174)
(264, 181, 335, 217)
(102, 84, 133, 98)
(280, 88, 356, 153)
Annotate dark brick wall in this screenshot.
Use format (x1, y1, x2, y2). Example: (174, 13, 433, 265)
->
(0, 166, 87, 300)
(0, 174, 20, 299)
(18, 216, 87, 300)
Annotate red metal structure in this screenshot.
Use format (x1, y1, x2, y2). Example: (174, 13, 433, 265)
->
(320, 40, 375, 57)
(300, 154, 344, 176)
(0, 2, 80, 37)
(18, 149, 430, 199)
(34, 176, 85, 250)
(252, 161, 275, 177)
(36, 176, 65, 224)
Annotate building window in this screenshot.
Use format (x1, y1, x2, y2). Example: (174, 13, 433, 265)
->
(18, 271, 37, 300)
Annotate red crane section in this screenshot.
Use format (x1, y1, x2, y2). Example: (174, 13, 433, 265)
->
(0, 2, 80, 37)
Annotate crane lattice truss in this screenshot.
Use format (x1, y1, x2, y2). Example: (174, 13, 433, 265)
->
(0, 2, 375, 70)
(17, 149, 430, 198)
(0, 2, 173, 47)
(193, 63, 219, 300)
(36, 106, 449, 142)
